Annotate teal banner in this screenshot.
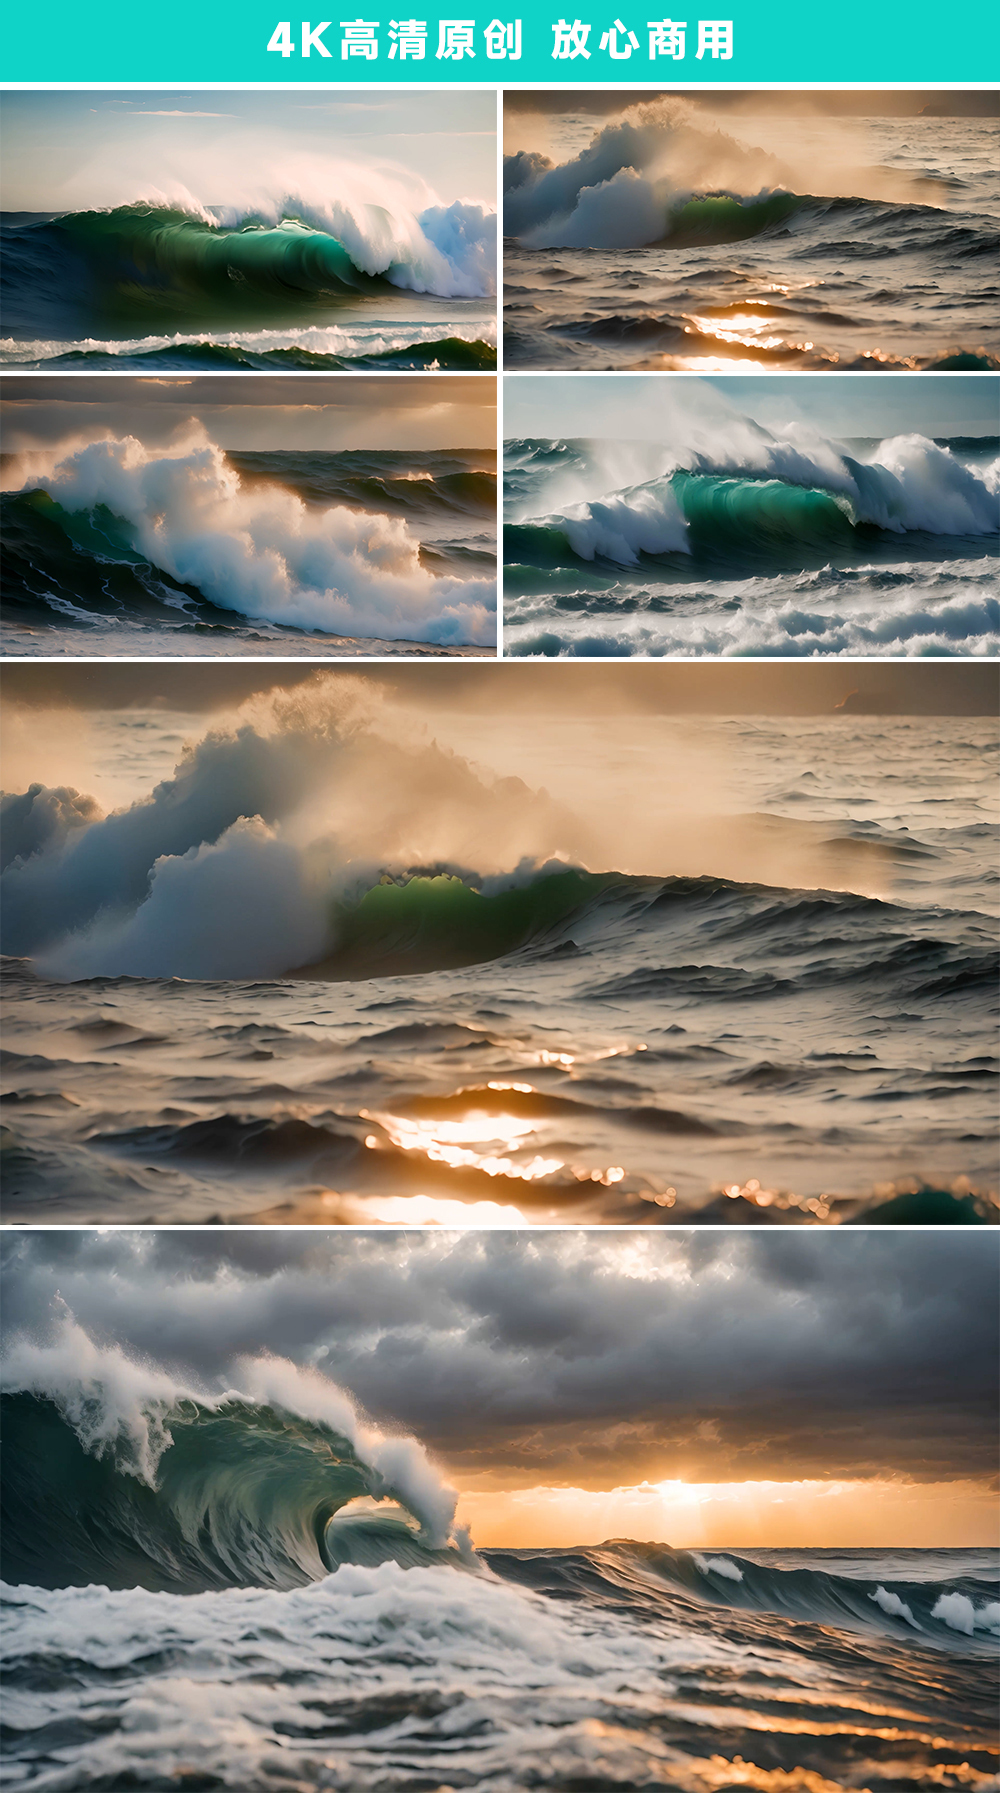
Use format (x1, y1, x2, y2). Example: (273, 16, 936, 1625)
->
(4, 0, 998, 82)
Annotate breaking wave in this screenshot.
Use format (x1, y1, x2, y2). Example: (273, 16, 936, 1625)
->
(1, 1318, 465, 1593)
(2, 679, 996, 987)
(505, 433, 1000, 572)
(3, 1320, 996, 1666)
(1, 197, 496, 336)
(502, 100, 989, 253)
(1, 434, 496, 645)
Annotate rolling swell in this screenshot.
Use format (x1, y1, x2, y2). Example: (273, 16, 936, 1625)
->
(493, 1541, 1000, 1655)
(297, 867, 630, 979)
(2, 200, 495, 335)
(280, 865, 997, 1000)
(228, 449, 497, 524)
(6, 335, 498, 372)
(656, 191, 1000, 253)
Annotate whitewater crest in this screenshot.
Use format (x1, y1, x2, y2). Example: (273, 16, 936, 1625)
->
(503, 97, 955, 251)
(4, 431, 496, 645)
(1, 1314, 469, 1591)
(4, 190, 496, 338)
(3, 672, 996, 984)
(506, 431, 1000, 567)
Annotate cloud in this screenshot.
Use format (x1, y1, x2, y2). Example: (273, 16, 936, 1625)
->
(2, 1230, 995, 1490)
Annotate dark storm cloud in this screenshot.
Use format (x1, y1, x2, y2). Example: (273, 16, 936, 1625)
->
(2, 1230, 995, 1487)
(3, 662, 997, 717)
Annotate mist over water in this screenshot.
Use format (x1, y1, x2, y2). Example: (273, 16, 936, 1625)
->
(1, 682, 995, 1224)
(503, 105, 1000, 371)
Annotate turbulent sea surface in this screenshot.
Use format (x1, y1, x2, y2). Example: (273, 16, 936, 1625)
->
(1, 699, 996, 1225)
(2, 1351, 998, 1790)
(503, 432, 1000, 657)
(503, 109, 1000, 371)
(1, 445, 497, 654)
(1, 199, 497, 369)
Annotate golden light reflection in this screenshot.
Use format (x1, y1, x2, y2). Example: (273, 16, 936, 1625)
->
(660, 355, 779, 373)
(687, 312, 792, 349)
(362, 1102, 627, 1187)
(365, 1107, 565, 1181)
(723, 1179, 833, 1219)
(532, 1040, 640, 1067)
(349, 1193, 528, 1227)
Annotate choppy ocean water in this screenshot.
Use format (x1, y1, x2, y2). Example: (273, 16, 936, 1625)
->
(2, 1357, 997, 1791)
(1, 446, 497, 654)
(503, 109, 1000, 372)
(502, 432, 1000, 658)
(2, 698, 996, 1226)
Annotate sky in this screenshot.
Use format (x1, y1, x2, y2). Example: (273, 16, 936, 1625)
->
(504, 91, 1000, 120)
(0, 90, 496, 212)
(2, 376, 496, 454)
(2, 1228, 996, 1548)
(503, 373, 1000, 443)
(3, 662, 997, 721)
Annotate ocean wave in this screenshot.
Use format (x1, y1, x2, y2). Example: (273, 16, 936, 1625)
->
(505, 434, 1000, 573)
(1, 198, 496, 336)
(6, 795, 994, 998)
(0, 327, 497, 372)
(2, 676, 996, 988)
(503, 570, 1000, 658)
(504, 1540, 1000, 1654)
(2, 434, 496, 645)
(502, 100, 990, 254)
(1, 1318, 465, 1593)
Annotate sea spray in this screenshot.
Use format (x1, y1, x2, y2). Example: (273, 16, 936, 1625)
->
(506, 432, 1000, 558)
(3, 433, 496, 644)
(3, 195, 496, 340)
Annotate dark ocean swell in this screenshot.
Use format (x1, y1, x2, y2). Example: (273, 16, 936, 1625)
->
(493, 1541, 1000, 1656)
(289, 866, 999, 996)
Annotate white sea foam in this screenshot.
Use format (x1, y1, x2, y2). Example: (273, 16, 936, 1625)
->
(870, 1586, 920, 1628)
(7, 432, 494, 644)
(505, 560, 1000, 660)
(0, 1566, 699, 1789)
(931, 1591, 1000, 1636)
(693, 1553, 744, 1582)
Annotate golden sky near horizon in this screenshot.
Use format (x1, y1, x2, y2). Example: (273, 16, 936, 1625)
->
(456, 1478, 1000, 1550)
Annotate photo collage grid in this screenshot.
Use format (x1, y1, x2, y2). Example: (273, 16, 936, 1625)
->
(0, 75, 997, 1793)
